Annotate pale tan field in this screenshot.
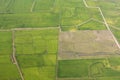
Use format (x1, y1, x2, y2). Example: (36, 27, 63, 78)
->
(58, 30, 120, 60)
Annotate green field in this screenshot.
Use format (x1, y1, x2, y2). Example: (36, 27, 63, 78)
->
(0, 31, 21, 80)
(58, 58, 120, 79)
(0, 0, 106, 30)
(86, 0, 120, 44)
(15, 29, 59, 80)
(0, 0, 120, 80)
(0, 31, 12, 54)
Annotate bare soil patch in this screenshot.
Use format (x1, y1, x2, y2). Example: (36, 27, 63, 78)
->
(58, 30, 119, 60)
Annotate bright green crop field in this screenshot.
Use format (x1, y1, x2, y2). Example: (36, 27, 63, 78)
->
(0, 0, 106, 30)
(86, 0, 120, 46)
(58, 58, 120, 79)
(15, 29, 59, 80)
(0, 31, 21, 80)
(0, 0, 120, 80)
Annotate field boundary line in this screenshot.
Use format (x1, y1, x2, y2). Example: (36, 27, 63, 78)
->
(52, 0, 57, 9)
(61, 18, 105, 29)
(0, 29, 12, 31)
(30, 0, 36, 12)
(76, 18, 92, 27)
(57, 77, 95, 80)
(13, 27, 59, 31)
(0, 27, 59, 31)
(91, 18, 105, 24)
(12, 30, 24, 80)
(56, 30, 60, 80)
(110, 25, 120, 31)
(83, 0, 120, 49)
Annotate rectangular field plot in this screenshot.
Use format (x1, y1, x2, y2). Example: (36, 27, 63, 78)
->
(22, 66, 56, 80)
(17, 54, 56, 80)
(34, 0, 55, 11)
(15, 29, 59, 54)
(17, 54, 57, 80)
(59, 30, 119, 59)
(0, 55, 21, 80)
(0, 0, 106, 30)
(15, 29, 59, 80)
(0, 64, 21, 80)
(0, 0, 34, 13)
(0, 31, 12, 54)
(77, 20, 106, 30)
(0, 55, 12, 63)
(61, 26, 77, 31)
(96, 77, 120, 80)
(0, 13, 59, 29)
(11, 0, 33, 13)
(57, 58, 120, 79)
(0, 0, 10, 13)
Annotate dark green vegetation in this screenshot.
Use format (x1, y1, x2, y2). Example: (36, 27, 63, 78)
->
(15, 29, 59, 80)
(0, 0, 106, 30)
(0, 32, 21, 80)
(58, 58, 120, 79)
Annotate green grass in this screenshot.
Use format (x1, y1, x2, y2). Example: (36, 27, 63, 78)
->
(34, 0, 55, 11)
(0, 0, 106, 30)
(58, 60, 89, 78)
(58, 58, 120, 78)
(0, 13, 59, 29)
(0, 0, 120, 80)
(86, 0, 120, 44)
(15, 29, 58, 80)
(15, 29, 59, 54)
(0, 55, 12, 63)
(0, 0, 12, 13)
(111, 28, 120, 43)
(43, 54, 57, 66)
(58, 59, 104, 78)
(17, 54, 57, 68)
(0, 31, 12, 54)
(11, 0, 33, 13)
(17, 54, 57, 80)
(16, 54, 44, 68)
(60, 0, 104, 29)
(78, 20, 106, 30)
(22, 67, 56, 80)
(0, 31, 21, 80)
(61, 26, 77, 31)
(0, 64, 21, 80)
(0, 46, 20, 79)
(86, 0, 98, 7)
(109, 57, 120, 66)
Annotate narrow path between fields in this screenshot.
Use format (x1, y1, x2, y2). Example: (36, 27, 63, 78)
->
(76, 18, 92, 27)
(83, 0, 120, 49)
(13, 27, 59, 31)
(31, 0, 36, 12)
(12, 31, 24, 80)
(110, 26, 120, 31)
(0, 27, 59, 31)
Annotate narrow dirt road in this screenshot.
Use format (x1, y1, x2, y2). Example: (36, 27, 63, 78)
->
(12, 31, 24, 80)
